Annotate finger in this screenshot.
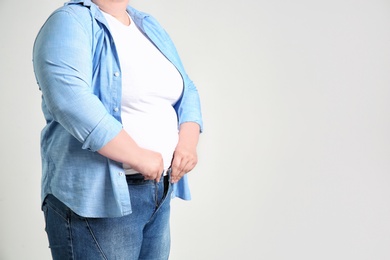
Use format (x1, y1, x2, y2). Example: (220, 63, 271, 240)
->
(170, 155, 182, 177)
(172, 163, 188, 183)
(155, 170, 162, 183)
(150, 157, 164, 182)
(172, 163, 188, 182)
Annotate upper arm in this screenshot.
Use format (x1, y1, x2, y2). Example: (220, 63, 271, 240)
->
(33, 9, 122, 151)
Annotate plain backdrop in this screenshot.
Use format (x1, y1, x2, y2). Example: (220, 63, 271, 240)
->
(1, 0, 390, 259)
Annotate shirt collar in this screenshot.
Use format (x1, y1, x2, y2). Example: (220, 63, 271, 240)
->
(64, 0, 149, 27)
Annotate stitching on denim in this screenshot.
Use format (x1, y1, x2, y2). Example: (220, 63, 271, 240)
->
(44, 201, 75, 259)
(148, 178, 172, 223)
(44, 199, 68, 222)
(68, 215, 75, 259)
(154, 181, 159, 209)
(84, 218, 109, 260)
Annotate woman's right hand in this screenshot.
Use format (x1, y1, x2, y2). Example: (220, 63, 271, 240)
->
(131, 147, 164, 182)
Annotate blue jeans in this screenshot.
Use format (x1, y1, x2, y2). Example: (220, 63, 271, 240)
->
(42, 174, 172, 260)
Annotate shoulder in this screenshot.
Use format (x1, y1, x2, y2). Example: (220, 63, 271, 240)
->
(45, 4, 94, 32)
(34, 4, 97, 52)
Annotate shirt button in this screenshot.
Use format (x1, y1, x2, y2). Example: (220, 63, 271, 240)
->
(113, 107, 119, 112)
(119, 172, 124, 176)
(114, 72, 120, 77)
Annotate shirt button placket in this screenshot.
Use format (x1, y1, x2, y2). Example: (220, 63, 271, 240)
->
(113, 71, 120, 113)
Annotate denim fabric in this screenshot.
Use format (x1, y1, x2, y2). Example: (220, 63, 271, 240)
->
(43, 174, 172, 260)
(33, 0, 202, 218)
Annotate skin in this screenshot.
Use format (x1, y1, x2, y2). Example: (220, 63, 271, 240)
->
(94, 0, 200, 183)
(92, 0, 130, 25)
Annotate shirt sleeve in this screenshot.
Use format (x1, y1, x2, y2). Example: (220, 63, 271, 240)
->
(174, 75, 204, 132)
(141, 14, 203, 132)
(33, 9, 123, 152)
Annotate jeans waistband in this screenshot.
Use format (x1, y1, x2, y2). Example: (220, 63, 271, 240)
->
(126, 168, 171, 184)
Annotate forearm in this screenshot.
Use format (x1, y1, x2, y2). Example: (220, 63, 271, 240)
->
(178, 122, 200, 148)
(98, 129, 164, 181)
(99, 123, 200, 164)
(170, 122, 201, 183)
(98, 129, 140, 166)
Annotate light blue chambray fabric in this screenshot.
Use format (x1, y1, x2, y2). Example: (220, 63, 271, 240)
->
(33, 0, 202, 218)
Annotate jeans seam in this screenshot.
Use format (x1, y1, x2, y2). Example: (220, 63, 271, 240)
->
(44, 196, 75, 259)
(68, 216, 75, 260)
(84, 218, 109, 260)
(44, 200, 68, 222)
(154, 181, 158, 209)
(148, 178, 172, 224)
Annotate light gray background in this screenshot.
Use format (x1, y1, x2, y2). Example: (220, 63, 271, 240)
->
(1, 0, 390, 259)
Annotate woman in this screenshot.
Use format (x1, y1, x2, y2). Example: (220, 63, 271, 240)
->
(32, 0, 203, 259)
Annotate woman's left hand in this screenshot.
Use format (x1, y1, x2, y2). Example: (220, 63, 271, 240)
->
(170, 122, 200, 183)
(170, 143, 198, 183)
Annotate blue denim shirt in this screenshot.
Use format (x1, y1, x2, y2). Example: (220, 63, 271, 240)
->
(33, 0, 203, 218)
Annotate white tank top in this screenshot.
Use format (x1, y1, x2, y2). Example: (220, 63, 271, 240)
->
(102, 11, 183, 174)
